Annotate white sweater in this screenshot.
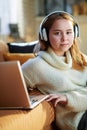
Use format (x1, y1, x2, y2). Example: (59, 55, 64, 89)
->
(22, 47, 87, 130)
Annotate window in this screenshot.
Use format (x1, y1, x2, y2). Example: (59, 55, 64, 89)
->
(36, 0, 87, 16)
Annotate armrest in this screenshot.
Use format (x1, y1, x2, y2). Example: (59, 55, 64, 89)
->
(0, 101, 54, 130)
(3, 52, 35, 64)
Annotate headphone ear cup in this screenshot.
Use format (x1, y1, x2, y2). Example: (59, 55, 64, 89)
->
(74, 24, 79, 38)
(42, 28, 48, 41)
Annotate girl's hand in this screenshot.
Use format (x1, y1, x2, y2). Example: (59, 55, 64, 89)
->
(46, 94, 67, 107)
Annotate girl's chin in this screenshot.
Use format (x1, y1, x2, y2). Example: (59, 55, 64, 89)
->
(61, 47, 70, 52)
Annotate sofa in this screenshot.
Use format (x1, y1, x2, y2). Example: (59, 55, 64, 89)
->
(0, 40, 55, 130)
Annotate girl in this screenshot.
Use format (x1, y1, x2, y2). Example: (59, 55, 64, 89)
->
(22, 11, 87, 130)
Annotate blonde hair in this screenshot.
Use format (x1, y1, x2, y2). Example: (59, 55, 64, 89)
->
(70, 39, 87, 70)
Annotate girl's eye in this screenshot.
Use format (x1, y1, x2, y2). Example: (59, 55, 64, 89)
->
(55, 32, 61, 35)
(67, 31, 72, 34)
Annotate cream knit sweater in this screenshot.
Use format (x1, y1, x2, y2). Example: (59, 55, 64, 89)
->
(22, 47, 87, 130)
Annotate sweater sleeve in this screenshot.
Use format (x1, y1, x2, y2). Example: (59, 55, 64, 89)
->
(65, 88, 87, 112)
(21, 58, 37, 89)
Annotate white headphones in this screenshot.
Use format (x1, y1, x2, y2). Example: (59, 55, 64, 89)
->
(39, 11, 80, 41)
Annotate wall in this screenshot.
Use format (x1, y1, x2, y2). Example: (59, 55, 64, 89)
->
(21, 0, 36, 41)
(75, 15, 87, 55)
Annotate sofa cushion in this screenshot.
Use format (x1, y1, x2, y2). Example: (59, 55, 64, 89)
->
(0, 40, 8, 53)
(3, 52, 35, 64)
(7, 41, 38, 53)
(0, 40, 8, 62)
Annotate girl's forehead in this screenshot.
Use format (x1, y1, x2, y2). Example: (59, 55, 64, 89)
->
(51, 19, 73, 28)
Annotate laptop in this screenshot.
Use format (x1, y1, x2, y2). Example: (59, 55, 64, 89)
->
(0, 61, 48, 109)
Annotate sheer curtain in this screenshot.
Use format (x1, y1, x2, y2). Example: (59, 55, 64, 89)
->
(0, 0, 19, 41)
(0, 0, 10, 35)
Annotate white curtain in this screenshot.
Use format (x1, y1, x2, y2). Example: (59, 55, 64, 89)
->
(0, 0, 10, 34)
(0, 0, 18, 35)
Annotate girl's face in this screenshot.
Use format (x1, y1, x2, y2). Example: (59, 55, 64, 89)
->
(49, 19, 74, 56)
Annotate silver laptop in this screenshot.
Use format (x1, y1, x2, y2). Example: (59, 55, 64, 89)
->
(0, 61, 48, 109)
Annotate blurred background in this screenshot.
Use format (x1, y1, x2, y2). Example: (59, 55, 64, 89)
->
(0, 0, 87, 54)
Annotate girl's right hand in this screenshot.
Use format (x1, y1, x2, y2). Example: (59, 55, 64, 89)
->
(46, 94, 68, 107)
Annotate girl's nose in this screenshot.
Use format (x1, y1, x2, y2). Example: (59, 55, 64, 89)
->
(61, 33, 67, 41)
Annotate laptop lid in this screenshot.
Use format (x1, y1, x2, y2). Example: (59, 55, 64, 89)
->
(0, 61, 48, 109)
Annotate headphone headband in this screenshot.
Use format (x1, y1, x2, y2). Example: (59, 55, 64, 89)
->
(39, 11, 79, 41)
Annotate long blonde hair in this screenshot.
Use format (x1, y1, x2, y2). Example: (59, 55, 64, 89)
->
(70, 39, 87, 69)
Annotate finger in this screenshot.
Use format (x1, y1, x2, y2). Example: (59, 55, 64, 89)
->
(46, 96, 55, 101)
(46, 95, 59, 101)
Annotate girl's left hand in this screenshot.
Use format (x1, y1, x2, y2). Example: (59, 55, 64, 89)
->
(46, 94, 68, 107)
